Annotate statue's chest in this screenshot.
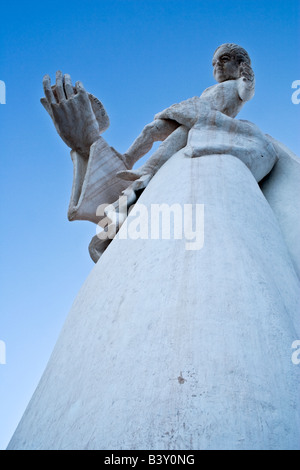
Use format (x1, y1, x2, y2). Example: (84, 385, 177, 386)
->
(201, 81, 243, 118)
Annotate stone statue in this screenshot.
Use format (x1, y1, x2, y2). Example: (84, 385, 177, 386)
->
(40, 44, 293, 265)
(8, 44, 300, 450)
(118, 43, 255, 181)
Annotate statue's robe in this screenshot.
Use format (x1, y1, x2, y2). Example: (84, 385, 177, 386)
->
(69, 98, 300, 277)
(8, 101, 300, 450)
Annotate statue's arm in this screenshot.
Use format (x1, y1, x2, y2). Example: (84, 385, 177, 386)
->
(41, 72, 130, 224)
(124, 119, 180, 168)
(236, 63, 255, 102)
(154, 96, 202, 127)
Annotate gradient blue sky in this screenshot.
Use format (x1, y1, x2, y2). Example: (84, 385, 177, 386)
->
(0, 0, 299, 449)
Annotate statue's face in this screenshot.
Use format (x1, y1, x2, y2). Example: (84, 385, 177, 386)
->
(212, 48, 240, 83)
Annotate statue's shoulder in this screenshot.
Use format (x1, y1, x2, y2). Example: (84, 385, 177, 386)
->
(200, 83, 218, 97)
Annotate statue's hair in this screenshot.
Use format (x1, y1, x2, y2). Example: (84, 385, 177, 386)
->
(214, 43, 251, 65)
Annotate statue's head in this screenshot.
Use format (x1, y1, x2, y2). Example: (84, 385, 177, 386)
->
(212, 43, 251, 83)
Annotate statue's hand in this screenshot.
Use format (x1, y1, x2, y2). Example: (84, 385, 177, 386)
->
(117, 168, 152, 182)
(41, 71, 109, 158)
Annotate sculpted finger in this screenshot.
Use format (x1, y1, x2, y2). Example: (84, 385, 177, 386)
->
(63, 74, 74, 99)
(40, 97, 52, 115)
(75, 81, 91, 108)
(75, 80, 87, 95)
(43, 74, 56, 104)
(55, 70, 66, 102)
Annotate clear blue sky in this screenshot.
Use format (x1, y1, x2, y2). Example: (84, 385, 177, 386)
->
(0, 0, 299, 449)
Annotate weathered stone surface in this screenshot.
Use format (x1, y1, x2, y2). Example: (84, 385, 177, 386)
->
(68, 140, 129, 224)
(8, 153, 300, 450)
(260, 137, 300, 278)
(8, 43, 300, 450)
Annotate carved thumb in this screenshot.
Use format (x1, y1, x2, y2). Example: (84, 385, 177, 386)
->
(40, 97, 53, 117)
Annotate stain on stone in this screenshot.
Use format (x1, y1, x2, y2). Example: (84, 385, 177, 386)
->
(178, 373, 186, 384)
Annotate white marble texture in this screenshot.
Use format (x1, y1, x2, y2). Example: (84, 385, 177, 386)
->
(8, 152, 300, 450)
(260, 137, 300, 279)
(68, 139, 129, 224)
(9, 44, 300, 451)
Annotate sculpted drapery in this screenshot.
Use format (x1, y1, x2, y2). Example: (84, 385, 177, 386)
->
(40, 44, 299, 274)
(8, 43, 300, 451)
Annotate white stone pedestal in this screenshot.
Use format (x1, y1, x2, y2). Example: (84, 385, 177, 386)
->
(8, 153, 300, 450)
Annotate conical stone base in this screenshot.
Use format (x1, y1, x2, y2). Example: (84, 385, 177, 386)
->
(8, 153, 300, 450)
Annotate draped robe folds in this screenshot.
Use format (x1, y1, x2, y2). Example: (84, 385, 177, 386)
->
(68, 97, 300, 277)
(8, 98, 300, 450)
